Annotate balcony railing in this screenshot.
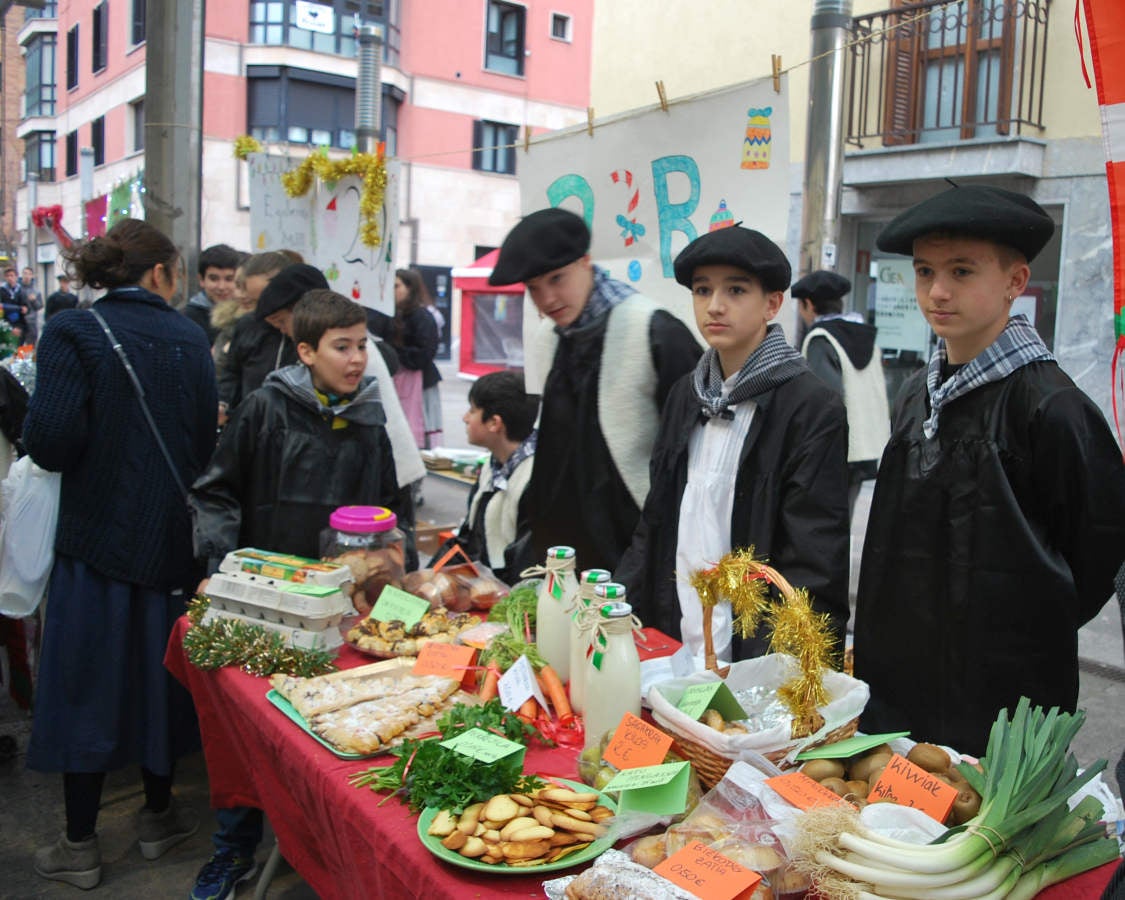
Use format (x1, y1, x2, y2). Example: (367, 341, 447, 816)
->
(846, 0, 1050, 149)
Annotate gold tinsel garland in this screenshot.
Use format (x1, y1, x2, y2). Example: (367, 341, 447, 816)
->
(184, 595, 337, 678)
(233, 135, 263, 160)
(687, 549, 838, 735)
(280, 147, 388, 248)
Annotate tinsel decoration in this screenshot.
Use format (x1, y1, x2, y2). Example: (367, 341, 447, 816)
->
(183, 594, 336, 678)
(280, 145, 389, 248)
(686, 549, 837, 738)
(233, 135, 263, 160)
(1, 354, 36, 394)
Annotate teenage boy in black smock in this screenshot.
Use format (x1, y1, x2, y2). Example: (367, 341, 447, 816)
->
(490, 208, 701, 571)
(616, 227, 850, 663)
(853, 185, 1125, 757)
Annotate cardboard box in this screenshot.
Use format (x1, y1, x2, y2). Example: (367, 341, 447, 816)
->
(415, 519, 457, 559)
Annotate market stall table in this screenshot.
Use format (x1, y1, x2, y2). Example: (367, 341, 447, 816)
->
(165, 617, 1120, 900)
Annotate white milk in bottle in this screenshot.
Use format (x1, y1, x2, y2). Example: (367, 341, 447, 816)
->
(582, 588, 641, 749)
(534, 546, 579, 681)
(567, 569, 611, 714)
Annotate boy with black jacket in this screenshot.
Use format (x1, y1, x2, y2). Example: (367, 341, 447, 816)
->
(187, 290, 401, 899)
(616, 226, 851, 664)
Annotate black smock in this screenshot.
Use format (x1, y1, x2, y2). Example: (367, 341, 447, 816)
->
(528, 309, 700, 572)
(216, 314, 298, 409)
(854, 361, 1125, 756)
(615, 370, 851, 660)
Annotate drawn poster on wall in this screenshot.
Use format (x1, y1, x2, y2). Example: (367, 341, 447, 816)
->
(309, 160, 400, 316)
(518, 76, 789, 387)
(248, 153, 399, 315)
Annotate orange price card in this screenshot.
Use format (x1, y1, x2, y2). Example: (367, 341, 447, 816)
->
(411, 642, 478, 691)
(867, 753, 958, 822)
(654, 840, 762, 900)
(602, 712, 673, 770)
(765, 772, 852, 811)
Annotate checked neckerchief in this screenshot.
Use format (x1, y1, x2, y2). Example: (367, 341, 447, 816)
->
(692, 323, 807, 423)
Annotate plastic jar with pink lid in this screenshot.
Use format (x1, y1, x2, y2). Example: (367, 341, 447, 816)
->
(321, 506, 405, 613)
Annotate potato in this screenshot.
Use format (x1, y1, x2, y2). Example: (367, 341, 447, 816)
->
(800, 758, 846, 782)
(908, 742, 952, 773)
(426, 809, 457, 837)
(820, 777, 849, 796)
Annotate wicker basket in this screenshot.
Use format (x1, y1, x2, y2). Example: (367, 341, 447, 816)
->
(669, 716, 861, 790)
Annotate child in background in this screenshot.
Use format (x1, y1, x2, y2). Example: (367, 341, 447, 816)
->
(187, 290, 401, 899)
(616, 226, 850, 664)
(854, 185, 1125, 756)
(435, 371, 538, 584)
(183, 244, 242, 345)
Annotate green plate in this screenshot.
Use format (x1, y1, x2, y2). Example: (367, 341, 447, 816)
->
(417, 778, 616, 875)
(266, 689, 375, 759)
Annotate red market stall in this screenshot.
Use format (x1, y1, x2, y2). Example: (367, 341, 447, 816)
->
(452, 248, 525, 378)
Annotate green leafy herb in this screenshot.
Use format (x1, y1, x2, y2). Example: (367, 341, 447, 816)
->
(479, 631, 546, 673)
(437, 699, 546, 745)
(488, 581, 539, 632)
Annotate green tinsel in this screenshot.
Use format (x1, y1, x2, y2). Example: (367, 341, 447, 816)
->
(184, 596, 336, 677)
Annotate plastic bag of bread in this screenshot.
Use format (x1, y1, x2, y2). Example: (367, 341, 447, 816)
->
(543, 849, 695, 900)
(402, 562, 508, 613)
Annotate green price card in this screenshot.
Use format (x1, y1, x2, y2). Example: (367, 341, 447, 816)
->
(676, 681, 746, 722)
(795, 732, 910, 760)
(369, 585, 430, 629)
(604, 761, 691, 816)
(440, 728, 526, 766)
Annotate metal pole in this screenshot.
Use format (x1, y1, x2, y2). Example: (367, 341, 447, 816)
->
(355, 24, 383, 154)
(79, 148, 95, 239)
(27, 172, 38, 282)
(143, 0, 205, 307)
(800, 0, 852, 278)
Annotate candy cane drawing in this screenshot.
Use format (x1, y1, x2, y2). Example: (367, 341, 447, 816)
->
(611, 169, 646, 247)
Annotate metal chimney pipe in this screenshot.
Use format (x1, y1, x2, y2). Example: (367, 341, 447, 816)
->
(355, 24, 383, 154)
(800, 0, 852, 278)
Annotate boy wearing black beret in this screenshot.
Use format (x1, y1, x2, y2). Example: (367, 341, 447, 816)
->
(794, 270, 890, 516)
(493, 208, 701, 570)
(854, 184, 1125, 756)
(616, 227, 850, 663)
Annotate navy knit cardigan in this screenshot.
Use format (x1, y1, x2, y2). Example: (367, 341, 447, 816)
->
(23, 288, 218, 590)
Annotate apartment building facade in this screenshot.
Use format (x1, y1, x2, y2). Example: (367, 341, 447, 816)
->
(11, 0, 591, 320)
(589, 0, 1117, 420)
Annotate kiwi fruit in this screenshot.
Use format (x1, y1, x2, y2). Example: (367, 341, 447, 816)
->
(908, 742, 953, 773)
(844, 779, 869, 800)
(800, 758, 845, 781)
(849, 750, 893, 782)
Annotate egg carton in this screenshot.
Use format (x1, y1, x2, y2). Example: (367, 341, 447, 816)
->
(199, 606, 346, 651)
(218, 548, 354, 589)
(205, 570, 352, 631)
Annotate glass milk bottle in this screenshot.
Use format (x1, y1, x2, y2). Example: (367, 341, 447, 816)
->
(582, 591, 641, 749)
(568, 569, 611, 714)
(535, 546, 579, 681)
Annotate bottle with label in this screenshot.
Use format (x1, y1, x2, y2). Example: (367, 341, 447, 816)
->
(582, 590, 642, 749)
(567, 569, 612, 714)
(534, 546, 579, 681)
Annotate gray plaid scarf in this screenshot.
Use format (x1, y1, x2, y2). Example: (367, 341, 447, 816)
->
(923, 314, 1053, 439)
(692, 324, 807, 422)
(557, 266, 636, 335)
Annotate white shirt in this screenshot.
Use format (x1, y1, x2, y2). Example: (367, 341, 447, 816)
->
(675, 373, 756, 663)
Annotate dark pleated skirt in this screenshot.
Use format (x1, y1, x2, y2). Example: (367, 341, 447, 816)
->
(27, 554, 199, 774)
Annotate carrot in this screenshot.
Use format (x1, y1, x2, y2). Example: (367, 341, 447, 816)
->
(517, 697, 539, 724)
(478, 664, 501, 703)
(537, 665, 572, 722)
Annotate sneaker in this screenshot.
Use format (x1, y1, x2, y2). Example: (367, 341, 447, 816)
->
(189, 849, 258, 900)
(138, 798, 200, 860)
(34, 833, 102, 890)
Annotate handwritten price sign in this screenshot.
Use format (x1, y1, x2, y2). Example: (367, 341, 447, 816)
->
(655, 840, 762, 900)
(603, 713, 673, 769)
(766, 772, 853, 811)
(868, 754, 958, 822)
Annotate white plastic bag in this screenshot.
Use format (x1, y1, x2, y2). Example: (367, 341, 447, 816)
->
(0, 455, 60, 616)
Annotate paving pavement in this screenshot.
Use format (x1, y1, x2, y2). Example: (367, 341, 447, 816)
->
(0, 358, 1120, 899)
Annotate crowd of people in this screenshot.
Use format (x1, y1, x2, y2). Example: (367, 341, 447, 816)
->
(5, 182, 1125, 897)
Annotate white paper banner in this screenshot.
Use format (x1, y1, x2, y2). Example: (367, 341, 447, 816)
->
(295, 1, 335, 34)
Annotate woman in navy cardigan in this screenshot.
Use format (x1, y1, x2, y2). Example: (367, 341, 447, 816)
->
(23, 219, 218, 889)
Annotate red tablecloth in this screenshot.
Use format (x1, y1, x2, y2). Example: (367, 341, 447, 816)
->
(165, 617, 1119, 899)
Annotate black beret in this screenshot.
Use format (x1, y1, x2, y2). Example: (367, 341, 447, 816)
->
(876, 185, 1054, 261)
(489, 208, 591, 286)
(791, 270, 851, 303)
(256, 264, 329, 320)
(673, 226, 791, 292)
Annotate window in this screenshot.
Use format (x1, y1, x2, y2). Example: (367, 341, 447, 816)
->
(485, 1, 525, 75)
(65, 130, 78, 177)
(92, 3, 108, 73)
(249, 1, 399, 62)
(66, 25, 79, 90)
(91, 116, 105, 166)
(24, 132, 56, 183)
(247, 66, 358, 151)
(24, 1, 58, 20)
(24, 35, 57, 117)
(380, 91, 399, 157)
(550, 12, 571, 42)
(131, 0, 146, 45)
(472, 120, 518, 175)
(131, 99, 145, 152)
